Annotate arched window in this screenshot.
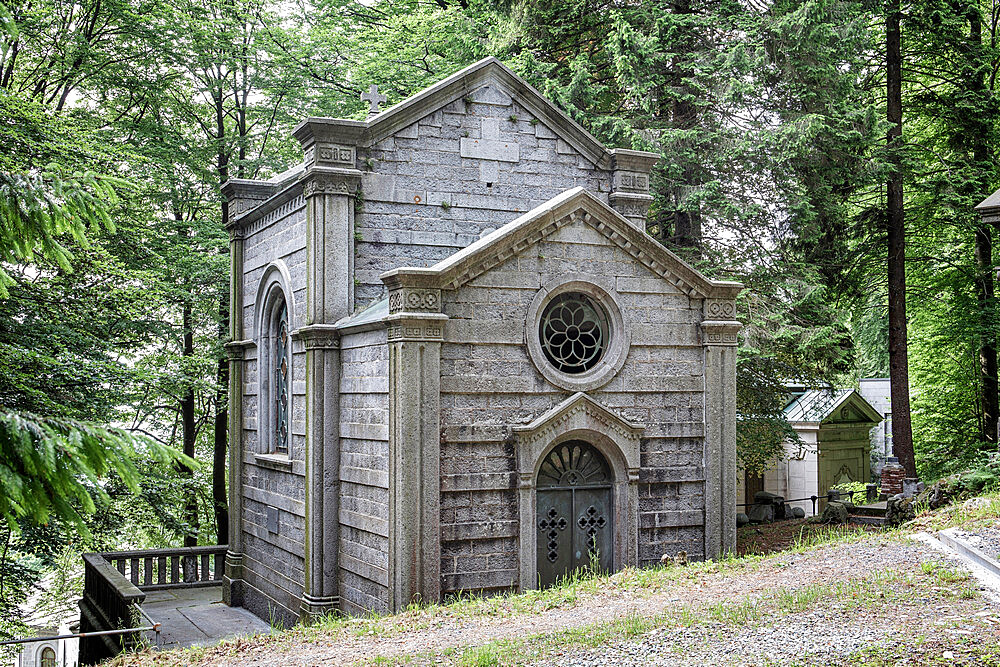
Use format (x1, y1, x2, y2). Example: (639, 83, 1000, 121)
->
(271, 299, 289, 453)
(39, 646, 56, 667)
(258, 282, 291, 455)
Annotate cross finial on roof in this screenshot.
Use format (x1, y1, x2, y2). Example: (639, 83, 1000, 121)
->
(361, 84, 387, 116)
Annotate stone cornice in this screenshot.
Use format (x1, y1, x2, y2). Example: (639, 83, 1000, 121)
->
(222, 179, 280, 230)
(226, 182, 305, 234)
(610, 148, 660, 175)
(224, 339, 255, 359)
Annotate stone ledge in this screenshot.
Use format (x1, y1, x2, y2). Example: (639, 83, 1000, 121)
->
(253, 453, 294, 472)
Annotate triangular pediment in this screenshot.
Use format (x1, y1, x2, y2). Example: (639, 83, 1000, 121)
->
(819, 391, 883, 425)
(513, 392, 644, 440)
(511, 393, 644, 476)
(367, 58, 612, 168)
(381, 187, 742, 299)
(292, 58, 616, 170)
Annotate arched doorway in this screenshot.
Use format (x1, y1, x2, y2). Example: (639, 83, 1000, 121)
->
(535, 440, 614, 587)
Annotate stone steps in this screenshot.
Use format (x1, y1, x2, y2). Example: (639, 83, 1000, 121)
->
(852, 501, 888, 518)
(848, 514, 889, 527)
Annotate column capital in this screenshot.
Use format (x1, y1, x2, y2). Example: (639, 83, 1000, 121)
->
(609, 148, 658, 229)
(385, 312, 448, 342)
(975, 186, 1000, 225)
(222, 178, 278, 229)
(224, 339, 254, 360)
(701, 320, 741, 346)
(294, 324, 341, 350)
(301, 166, 362, 198)
(609, 192, 653, 228)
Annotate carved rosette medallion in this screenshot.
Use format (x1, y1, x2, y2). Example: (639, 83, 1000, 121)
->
(703, 298, 737, 320)
(388, 288, 442, 314)
(386, 322, 444, 342)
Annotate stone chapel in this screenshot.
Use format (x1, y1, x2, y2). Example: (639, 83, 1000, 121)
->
(220, 57, 742, 625)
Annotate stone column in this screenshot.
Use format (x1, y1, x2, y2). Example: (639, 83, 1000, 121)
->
(384, 285, 447, 611)
(609, 148, 658, 230)
(294, 120, 364, 619)
(701, 298, 741, 560)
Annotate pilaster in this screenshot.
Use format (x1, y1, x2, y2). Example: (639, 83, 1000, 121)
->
(295, 119, 363, 620)
(385, 287, 446, 611)
(701, 304, 740, 560)
(609, 148, 658, 230)
(297, 324, 342, 620)
(223, 219, 249, 606)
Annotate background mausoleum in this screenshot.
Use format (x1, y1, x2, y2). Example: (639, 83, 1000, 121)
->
(221, 58, 742, 624)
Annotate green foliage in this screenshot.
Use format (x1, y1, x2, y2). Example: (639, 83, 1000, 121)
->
(0, 410, 194, 537)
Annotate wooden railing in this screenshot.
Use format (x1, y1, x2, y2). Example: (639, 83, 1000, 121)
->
(79, 544, 228, 665)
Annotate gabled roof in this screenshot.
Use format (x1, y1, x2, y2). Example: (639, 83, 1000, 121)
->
(293, 57, 616, 168)
(976, 186, 1000, 212)
(784, 388, 882, 425)
(381, 187, 743, 299)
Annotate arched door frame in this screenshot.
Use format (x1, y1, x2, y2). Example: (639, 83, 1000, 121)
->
(512, 392, 642, 591)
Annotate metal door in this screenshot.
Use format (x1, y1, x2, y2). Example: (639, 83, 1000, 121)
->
(536, 441, 613, 587)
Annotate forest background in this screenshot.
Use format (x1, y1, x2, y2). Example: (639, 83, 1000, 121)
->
(1, 0, 998, 642)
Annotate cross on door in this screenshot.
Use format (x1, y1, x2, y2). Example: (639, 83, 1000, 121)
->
(577, 505, 607, 556)
(537, 507, 568, 562)
(361, 84, 387, 116)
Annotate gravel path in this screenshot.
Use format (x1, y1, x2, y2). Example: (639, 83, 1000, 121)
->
(122, 534, 997, 666)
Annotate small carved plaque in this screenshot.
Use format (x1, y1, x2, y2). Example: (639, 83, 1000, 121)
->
(317, 143, 355, 166)
(615, 171, 649, 193)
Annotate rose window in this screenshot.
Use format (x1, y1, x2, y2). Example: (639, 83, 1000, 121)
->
(539, 293, 608, 373)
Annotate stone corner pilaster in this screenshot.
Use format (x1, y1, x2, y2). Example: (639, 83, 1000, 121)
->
(386, 307, 446, 611)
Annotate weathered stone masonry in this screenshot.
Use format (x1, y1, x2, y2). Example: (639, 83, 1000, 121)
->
(222, 57, 741, 624)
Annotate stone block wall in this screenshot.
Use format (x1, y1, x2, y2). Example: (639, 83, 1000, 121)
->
(239, 195, 308, 621)
(354, 84, 613, 305)
(438, 218, 707, 596)
(337, 327, 391, 614)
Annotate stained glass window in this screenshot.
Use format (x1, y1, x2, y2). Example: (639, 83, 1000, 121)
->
(274, 301, 289, 453)
(539, 293, 608, 374)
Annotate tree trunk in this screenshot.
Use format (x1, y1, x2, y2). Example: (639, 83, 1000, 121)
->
(969, 9, 999, 447)
(214, 286, 230, 545)
(669, 0, 702, 251)
(181, 294, 199, 548)
(886, 0, 917, 477)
